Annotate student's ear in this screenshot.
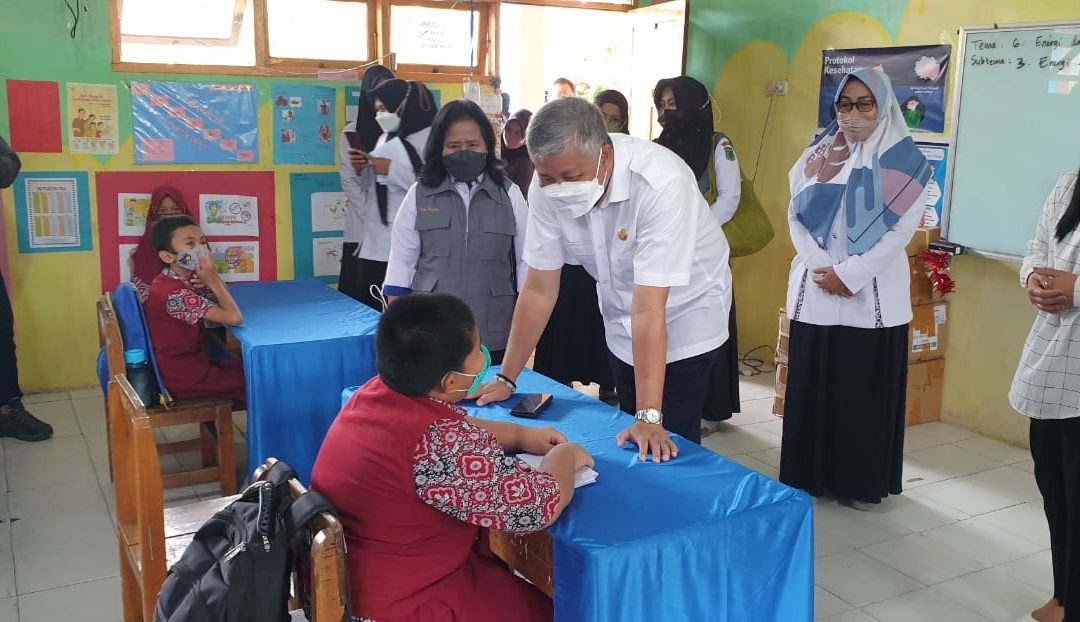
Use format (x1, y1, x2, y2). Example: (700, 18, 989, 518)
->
(158, 249, 176, 265)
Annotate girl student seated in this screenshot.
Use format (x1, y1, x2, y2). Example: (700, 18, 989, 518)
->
(143, 215, 247, 407)
(382, 99, 528, 364)
(312, 293, 592, 622)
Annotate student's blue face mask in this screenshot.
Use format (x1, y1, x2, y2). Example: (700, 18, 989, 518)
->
(443, 345, 491, 395)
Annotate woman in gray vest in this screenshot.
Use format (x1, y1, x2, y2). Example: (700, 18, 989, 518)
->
(383, 100, 528, 364)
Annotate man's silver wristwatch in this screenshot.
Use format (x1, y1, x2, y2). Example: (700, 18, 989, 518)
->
(635, 408, 663, 425)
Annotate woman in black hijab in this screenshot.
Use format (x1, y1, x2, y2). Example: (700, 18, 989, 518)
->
(500, 109, 533, 198)
(595, 89, 629, 134)
(339, 64, 395, 304)
(654, 75, 742, 430)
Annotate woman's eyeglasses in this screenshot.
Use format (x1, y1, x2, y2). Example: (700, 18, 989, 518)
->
(836, 98, 876, 113)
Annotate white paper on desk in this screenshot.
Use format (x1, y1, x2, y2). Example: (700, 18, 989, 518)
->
(516, 453, 598, 488)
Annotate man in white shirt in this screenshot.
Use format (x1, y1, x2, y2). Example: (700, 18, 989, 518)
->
(474, 97, 732, 461)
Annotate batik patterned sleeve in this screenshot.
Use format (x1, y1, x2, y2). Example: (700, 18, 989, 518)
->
(413, 419, 561, 535)
(164, 287, 215, 326)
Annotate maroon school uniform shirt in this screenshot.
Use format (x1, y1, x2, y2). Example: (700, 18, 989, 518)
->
(143, 270, 246, 406)
(312, 376, 558, 622)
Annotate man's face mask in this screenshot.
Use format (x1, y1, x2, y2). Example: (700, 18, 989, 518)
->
(538, 151, 608, 219)
(443, 345, 491, 395)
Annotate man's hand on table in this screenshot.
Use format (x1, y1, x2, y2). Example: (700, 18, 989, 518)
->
(471, 380, 512, 406)
(518, 426, 568, 455)
(617, 421, 678, 463)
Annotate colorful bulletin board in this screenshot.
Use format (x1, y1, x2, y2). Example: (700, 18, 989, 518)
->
(12, 171, 92, 253)
(818, 44, 952, 133)
(96, 171, 277, 292)
(290, 173, 345, 284)
(272, 84, 337, 165)
(131, 81, 259, 164)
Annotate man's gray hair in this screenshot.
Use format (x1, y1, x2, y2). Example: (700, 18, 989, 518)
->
(526, 97, 611, 162)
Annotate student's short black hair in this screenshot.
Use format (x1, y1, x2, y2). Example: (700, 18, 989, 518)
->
(376, 294, 476, 397)
(151, 215, 198, 255)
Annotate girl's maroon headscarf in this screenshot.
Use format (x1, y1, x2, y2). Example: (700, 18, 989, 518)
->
(130, 186, 193, 286)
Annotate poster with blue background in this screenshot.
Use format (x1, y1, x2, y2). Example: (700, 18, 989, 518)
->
(291, 173, 346, 283)
(132, 81, 259, 164)
(915, 141, 949, 228)
(273, 85, 337, 165)
(818, 45, 951, 133)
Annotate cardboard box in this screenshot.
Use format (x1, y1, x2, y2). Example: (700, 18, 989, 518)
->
(906, 358, 944, 426)
(909, 302, 949, 362)
(778, 307, 790, 336)
(909, 256, 944, 306)
(906, 227, 941, 258)
(776, 308, 790, 364)
(775, 362, 788, 397)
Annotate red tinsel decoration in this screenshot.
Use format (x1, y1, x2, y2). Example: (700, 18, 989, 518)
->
(919, 249, 956, 297)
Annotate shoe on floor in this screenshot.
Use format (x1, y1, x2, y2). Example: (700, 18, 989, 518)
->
(0, 399, 53, 442)
(836, 496, 875, 512)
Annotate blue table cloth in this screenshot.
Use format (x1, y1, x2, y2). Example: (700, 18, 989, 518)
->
(344, 368, 814, 622)
(231, 280, 379, 482)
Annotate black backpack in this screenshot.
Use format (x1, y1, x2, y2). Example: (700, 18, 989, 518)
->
(153, 461, 341, 622)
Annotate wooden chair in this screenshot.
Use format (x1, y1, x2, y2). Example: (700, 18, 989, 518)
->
(253, 458, 351, 622)
(111, 373, 239, 621)
(98, 295, 238, 495)
(489, 530, 555, 598)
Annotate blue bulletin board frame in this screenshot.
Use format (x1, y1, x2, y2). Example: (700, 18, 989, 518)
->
(290, 173, 345, 284)
(13, 171, 93, 254)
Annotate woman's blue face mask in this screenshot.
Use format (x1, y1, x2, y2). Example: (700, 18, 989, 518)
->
(443, 345, 491, 395)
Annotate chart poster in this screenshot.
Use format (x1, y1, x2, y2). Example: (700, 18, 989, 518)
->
(313, 237, 345, 277)
(916, 142, 950, 228)
(290, 173, 345, 283)
(132, 81, 259, 164)
(199, 194, 259, 237)
(212, 241, 260, 282)
(819, 44, 951, 133)
(67, 83, 119, 154)
(118, 193, 153, 237)
(13, 172, 92, 253)
(273, 84, 337, 165)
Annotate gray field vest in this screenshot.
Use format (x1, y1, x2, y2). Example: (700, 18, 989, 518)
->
(412, 175, 518, 350)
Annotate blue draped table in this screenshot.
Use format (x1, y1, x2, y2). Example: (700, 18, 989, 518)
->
(231, 280, 380, 482)
(344, 368, 814, 621)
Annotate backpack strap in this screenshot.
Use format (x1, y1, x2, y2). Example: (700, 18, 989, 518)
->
(284, 490, 337, 539)
(704, 132, 724, 205)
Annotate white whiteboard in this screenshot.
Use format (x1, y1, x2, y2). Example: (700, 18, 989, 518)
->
(944, 22, 1080, 258)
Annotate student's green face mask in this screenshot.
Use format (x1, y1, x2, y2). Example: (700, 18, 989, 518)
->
(443, 345, 491, 395)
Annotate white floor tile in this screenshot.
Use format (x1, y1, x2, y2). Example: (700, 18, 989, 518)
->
(3, 436, 96, 491)
(921, 519, 1045, 567)
(960, 466, 1041, 506)
(818, 610, 879, 622)
(701, 423, 781, 456)
(11, 510, 114, 556)
(975, 503, 1049, 547)
(863, 587, 990, 622)
(15, 536, 119, 594)
(935, 567, 1049, 622)
(749, 447, 781, 469)
(738, 375, 775, 401)
(1010, 459, 1035, 474)
(0, 525, 15, 600)
(20, 392, 69, 405)
(814, 502, 912, 552)
(18, 576, 122, 622)
(951, 437, 1030, 465)
(0, 598, 16, 622)
(866, 491, 970, 533)
(914, 476, 1026, 517)
(815, 585, 853, 619)
(743, 418, 784, 437)
(902, 445, 1002, 488)
(997, 550, 1054, 595)
(8, 480, 107, 519)
(904, 422, 978, 453)
(68, 387, 103, 400)
(859, 533, 985, 585)
(815, 550, 924, 607)
(726, 398, 776, 426)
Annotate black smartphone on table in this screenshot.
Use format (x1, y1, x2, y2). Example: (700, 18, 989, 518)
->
(508, 393, 552, 419)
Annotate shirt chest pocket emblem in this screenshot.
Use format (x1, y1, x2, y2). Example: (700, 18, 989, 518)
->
(617, 228, 629, 241)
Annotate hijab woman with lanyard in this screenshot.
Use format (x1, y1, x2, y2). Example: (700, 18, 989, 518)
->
(338, 64, 394, 303)
(500, 109, 534, 198)
(351, 79, 437, 310)
(781, 67, 930, 510)
(1010, 164, 1080, 622)
(653, 75, 741, 428)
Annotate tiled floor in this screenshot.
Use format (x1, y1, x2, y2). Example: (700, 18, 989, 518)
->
(0, 374, 1049, 621)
